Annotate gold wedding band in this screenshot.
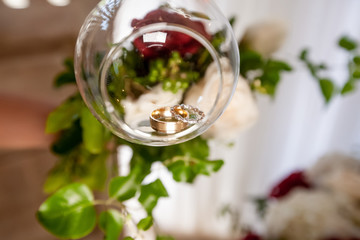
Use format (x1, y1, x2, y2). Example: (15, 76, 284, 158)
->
(150, 106, 189, 134)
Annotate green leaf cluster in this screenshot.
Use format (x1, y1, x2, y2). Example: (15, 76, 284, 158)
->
(53, 58, 76, 88)
(135, 51, 201, 93)
(119, 137, 224, 183)
(44, 92, 111, 193)
(39, 175, 170, 239)
(299, 36, 360, 103)
(108, 48, 201, 100)
(239, 46, 292, 97)
(41, 58, 224, 239)
(37, 183, 96, 239)
(40, 16, 230, 239)
(299, 49, 336, 103)
(99, 209, 124, 240)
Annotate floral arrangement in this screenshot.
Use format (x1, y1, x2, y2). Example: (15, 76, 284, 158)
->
(37, 7, 360, 239)
(37, 11, 264, 240)
(240, 153, 360, 240)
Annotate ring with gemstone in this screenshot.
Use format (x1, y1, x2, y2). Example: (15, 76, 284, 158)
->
(171, 104, 205, 124)
(150, 106, 189, 134)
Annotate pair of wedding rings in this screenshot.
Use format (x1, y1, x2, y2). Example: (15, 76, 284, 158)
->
(150, 104, 204, 134)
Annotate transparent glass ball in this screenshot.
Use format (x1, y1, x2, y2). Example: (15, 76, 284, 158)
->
(75, 0, 239, 146)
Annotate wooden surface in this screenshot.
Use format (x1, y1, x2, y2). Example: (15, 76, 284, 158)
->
(0, 149, 58, 240)
(0, 1, 101, 239)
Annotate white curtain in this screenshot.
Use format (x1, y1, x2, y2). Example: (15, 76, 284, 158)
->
(151, 0, 360, 239)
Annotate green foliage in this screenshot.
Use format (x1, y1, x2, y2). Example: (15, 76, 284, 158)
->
(78, 150, 109, 191)
(139, 179, 169, 215)
(161, 137, 224, 183)
(135, 51, 201, 93)
(239, 46, 292, 97)
(50, 120, 83, 155)
(118, 136, 223, 184)
(123, 237, 135, 240)
(319, 78, 335, 103)
(167, 158, 224, 183)
(339, 36, 357, 51)
(229, 16, 236, 27)
(45, 95, 82, 133)
(43, 164, 71, 194)
(54, 58, 76, 88)
(44, 148, 109, 193)
(109, 48, 201, 97)
(109, 166, 142, 202)
(257, 59, 292, 96)
(253, 197, 268, 218)
(40, 15, 232, 240)
(42, 74, 223, 238)
(234, 12, 292, 97)
(299, 49, 337, 103)
(194, 31, 226, 76)
(137, 216, 153, 231)
(80, 107, 108, 154)
(37, 183, 96, 239)
(99, 210, 124, 240)
(300, 36, 360, 103)
(157, 236, 176, 240)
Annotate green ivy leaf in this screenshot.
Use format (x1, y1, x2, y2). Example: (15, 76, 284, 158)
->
(229, 16, 236, 27)
(79, 150, 109, 191)
(161, 137, 210, 161)
(137, 216, 153, 231)
(45, 95, 83, 133)
(50, 120, 82, 155)
(139, 179, 168, 215)
(80, 107, 106, 154)
(158, 137, 224, 183)
(352, 70, 360, 79)
(267, 60, 292, 71)
(253, 197, 268, 218)
(54, 58, 76, 88)
(167, 158, 224, 183)
(339, 36, 357, 51)
(123, 237, 135, 240)
(157, 236, 175, 240)
(54, 72, 76, 88)
(319, 78, 335, 103)
(99, 209, 124, 240)
(299, 49, 308, 61)
(109, 166, 142, 201)
(37, 183, 96, 239)
(341, 80, 355, 95)
(239, 49, 263, 77)
(193, 159, 224, 176)
(43, 163, 71, 194)
(353, 56, 360, 65)
(167, 160, 194, 182)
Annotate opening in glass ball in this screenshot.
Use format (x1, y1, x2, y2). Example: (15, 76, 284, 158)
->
(75, 1, 239, 146)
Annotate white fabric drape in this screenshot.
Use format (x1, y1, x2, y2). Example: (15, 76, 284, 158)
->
(152, 0, 360, 239)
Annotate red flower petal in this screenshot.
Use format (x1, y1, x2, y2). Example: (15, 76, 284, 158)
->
(269, 170, 311, 199)
(241, 232, 262, 240)
(131, 9, 211, 59)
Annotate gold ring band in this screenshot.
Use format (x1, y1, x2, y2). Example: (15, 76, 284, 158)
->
(150, 106, 189, 134)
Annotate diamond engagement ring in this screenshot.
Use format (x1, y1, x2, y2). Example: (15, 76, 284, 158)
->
(171, 104, 205, 124)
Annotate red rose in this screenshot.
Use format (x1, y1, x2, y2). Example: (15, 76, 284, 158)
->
(241, 232, 262, 240)
(269, 170, 311, 199)
(131, 9, 211, 59)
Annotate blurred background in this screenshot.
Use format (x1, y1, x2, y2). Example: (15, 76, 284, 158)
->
(1, 0, 360, 239)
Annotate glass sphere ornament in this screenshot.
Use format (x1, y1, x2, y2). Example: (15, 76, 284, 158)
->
(75, 0, 240, 146)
